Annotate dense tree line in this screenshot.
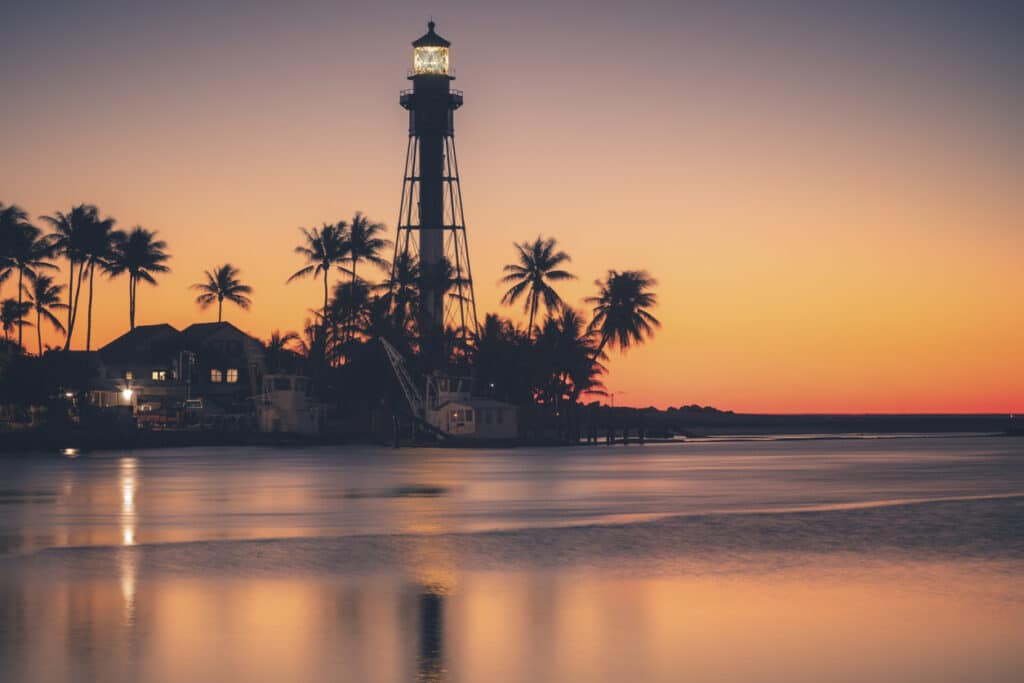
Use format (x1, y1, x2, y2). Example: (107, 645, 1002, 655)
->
(2, 198, 659, 416)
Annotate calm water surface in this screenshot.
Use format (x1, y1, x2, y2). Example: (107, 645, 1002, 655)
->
(1, 437, 1022, 682)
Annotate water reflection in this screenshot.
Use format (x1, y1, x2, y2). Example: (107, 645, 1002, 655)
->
(1, 438, 1021, 555)
(1, 560, 1021, 683)
(0, 440, 1021, 681)
(118, 459, 139, 626)
(120, 457, 137, 546)
(416, 588, 445, 683)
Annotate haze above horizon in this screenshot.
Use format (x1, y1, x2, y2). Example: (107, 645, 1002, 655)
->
(2, 0, 1021, 413)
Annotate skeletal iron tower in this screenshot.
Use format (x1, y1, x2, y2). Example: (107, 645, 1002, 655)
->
(391, 21, 478, 344)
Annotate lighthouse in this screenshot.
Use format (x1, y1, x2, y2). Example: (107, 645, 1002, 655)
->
(391, 21, 478, 347)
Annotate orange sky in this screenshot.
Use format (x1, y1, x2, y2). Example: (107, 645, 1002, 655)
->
(2, 2, 1021, 413)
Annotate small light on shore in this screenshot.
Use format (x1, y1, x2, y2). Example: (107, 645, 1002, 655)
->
(61, 448, 79, 458)
(64, 392, 74, 399)
(122, 388, 134, 401)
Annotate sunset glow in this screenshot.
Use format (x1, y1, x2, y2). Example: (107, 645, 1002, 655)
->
(2, 1, 1020, 413)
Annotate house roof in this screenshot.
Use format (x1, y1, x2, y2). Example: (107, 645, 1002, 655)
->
(99, 324, 181, 361)
(181, 321, 254, 345)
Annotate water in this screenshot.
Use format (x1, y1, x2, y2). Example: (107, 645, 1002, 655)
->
(1, 437, 1022, 682)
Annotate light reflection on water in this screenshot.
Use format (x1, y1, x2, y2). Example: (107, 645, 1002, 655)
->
(2, 561, 1022, 683)
(0, 437, 1021, 682)
(0, 437, 1021, 554)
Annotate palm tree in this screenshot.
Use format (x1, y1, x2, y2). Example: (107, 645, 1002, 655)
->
(191, 264, 253, 322)
(297, 316, 331, 374)
(329, 279, 372, 349)
(107, 227, 171, 330)
(500, 236, 575, 338)
(380, 252, 420, 333)
(342, 212, 390, 343)
(40, 205, 89, 349)
(264, 329, 300, 373)
(82, 216, 122, 351)
(0, 202, 17, 296)
(346, 212, 390, 286)
(586, 270, 660, 358)
(1, 205, 57, 348)
(41, 204, 115, 351)
(471, 313, 530, 404)
(1, 299, 32, 343)
(23, 275, 67, 356)
(550, 308, 606, 402)
(287, 222, 350, 321)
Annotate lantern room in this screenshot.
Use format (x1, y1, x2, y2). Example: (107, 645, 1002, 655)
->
(412, 21, 451, 76)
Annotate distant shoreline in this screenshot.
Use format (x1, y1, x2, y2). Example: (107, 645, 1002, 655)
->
(0, 420, 1019, 456)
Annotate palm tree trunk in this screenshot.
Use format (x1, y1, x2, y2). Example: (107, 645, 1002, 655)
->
(66, 260, 87, 350)
(348, 259, 358, 343)
(218, 297, 223, 322)
(527, 292, 538, 340)
(129, 274, 136, 330)
(86, 263, 96, 351)
(323, 269, 329, 322)
(16, 269, 24, 348)
(67, 258, 74, 337)
(37, 309, 42, 356)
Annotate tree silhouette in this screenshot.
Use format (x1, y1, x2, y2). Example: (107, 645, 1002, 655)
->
(330, 279, 372, 350)
(471, 313, 530, 404)
(287, 222, 350, 322)
(108, 227, 171, 330)
(41, 204, 115, 350)
(23, 274, 67, 356)
(1, 298, 32, 343)
(586, 270, 660, 358)
(297, 316, 331, 375)
(191, 264, 253, 322)
(343, 213, 390, 343)
(264, 329, 300, 373)
(40, 205, 89, 349)
(537, 307, 606, 403)
(347, 212, 390, 286)
(0, 202, 15, 296)
(1, 205, 56, 348)
(500, 236, 575, 339)
(82, 215, 121, 351)
(380, 252, 420, 334)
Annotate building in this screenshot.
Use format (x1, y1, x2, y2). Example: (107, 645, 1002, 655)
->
(423, 375, 518, 440)
(392, 21, 478, 349)
(92, 323, 186, 418)
(91, 322, 270, 430)
(256, 374, 323, 435)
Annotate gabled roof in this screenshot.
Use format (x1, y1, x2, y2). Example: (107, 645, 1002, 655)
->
(181, 321, 262, 351)
(412, 21, 450, 48)
(182, 321, 244, 343)
(99, 324, 181, 361)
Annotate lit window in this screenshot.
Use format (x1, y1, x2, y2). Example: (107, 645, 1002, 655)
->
(151, 370, 166, 381)
(226, 368, 239, 384)
(125, 371, 133, 381)
(210, 369, 223, 383)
